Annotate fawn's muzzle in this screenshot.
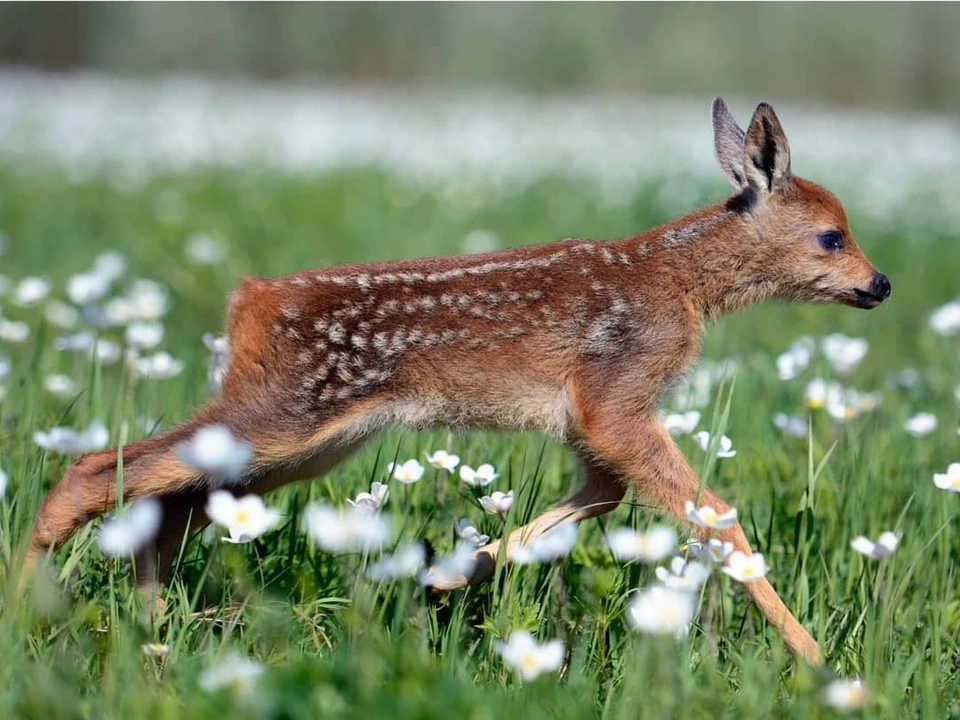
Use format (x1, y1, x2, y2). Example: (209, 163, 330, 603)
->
(852, 272, 891, 309)
(871, 273, 892, 300)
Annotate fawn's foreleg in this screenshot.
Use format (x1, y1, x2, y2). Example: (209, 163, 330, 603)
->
(581, 413, 821, 664)
(426, 460, 626, 590)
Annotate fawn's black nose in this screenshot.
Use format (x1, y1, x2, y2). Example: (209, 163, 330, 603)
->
(871, 272, 891, 300)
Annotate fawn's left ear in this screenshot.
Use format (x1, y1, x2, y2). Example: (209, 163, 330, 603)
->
(743, 103, 791, 195)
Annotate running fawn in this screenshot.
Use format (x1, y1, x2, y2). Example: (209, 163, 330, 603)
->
(26, 98, 890, 665)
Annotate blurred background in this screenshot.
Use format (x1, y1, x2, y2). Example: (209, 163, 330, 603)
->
(2, 3, 960, 110)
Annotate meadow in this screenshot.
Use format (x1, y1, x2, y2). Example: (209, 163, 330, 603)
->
(0, 78, 958, 718)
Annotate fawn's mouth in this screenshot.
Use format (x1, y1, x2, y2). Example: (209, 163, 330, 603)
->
(850, 288, 885, 309)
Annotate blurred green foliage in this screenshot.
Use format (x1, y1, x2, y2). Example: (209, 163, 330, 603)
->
(2, 4, 960, 110)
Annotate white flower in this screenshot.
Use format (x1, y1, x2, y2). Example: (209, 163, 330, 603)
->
(0, 318, 29, 343)
(480, 490, 514, 515)
(929, 299, 960, 336)
(367, 542, 426, 581)
(205, 490, 281, 543)
(203, 332, 230, 356)
(805, 377, 832, 409)
(776, 337, 814, 380)
(102, 296, 136, 326)
(203, 332, 230, 392)
(496, 631, 565, 681)
(141, 642, 169, 657)
(684, 500, 738, 529)
(13, 277, 51, 307)
(388, 459, 425, 484)
(67, 272, 110, 305)
(0, 354, 9, 381)
(512, 521, 578, 564)
(93, 250, 127, 282)
(685, 538, 734, 564)
(626, 585, 697, 638)
(459, 463, 499, 487)
(424, 449, 460, 472)
(347, 481, 389, 513)
(655, 556, 712, 591)
(904, 412, 937, 437)
(55, 331, 95, 353)
(933, 463, 960, 492)
(821, 333, 868, 374)
(98, 497, 162, 557)
(34, 420, 109, 455)
(850, 531, 899, 560)
(92, 339, 121, 365)
(721, 551, 769, 583)
(692, 431, 736, 458)
(454, 518, 490, 546)
(126, 279, 170, 321)
(125, 321, 164, 349)
(825, 388, 865, 422)
(773, 412, 807, 439)
(44, 300, 79, 329)
(176, 424, 253, 480)
(671, 364, 717, 410)
(198, 653, 265, 694)
(303, 503, 393, 554)
(663, 411, 700, 437)
(606, 525, 676, 563)
(186, 233, 228, 265)
(420, 543, 477, 587)
(0, 467, 7, 496)
(43, 374, 76, 398)
(822, 678, 868, 711)
(134, 351, 184, 379)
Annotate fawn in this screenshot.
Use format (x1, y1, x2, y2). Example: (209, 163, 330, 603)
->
(25, 98, 890, 665)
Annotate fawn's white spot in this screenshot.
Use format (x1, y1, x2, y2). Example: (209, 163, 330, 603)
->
(328, 323, 346, 344)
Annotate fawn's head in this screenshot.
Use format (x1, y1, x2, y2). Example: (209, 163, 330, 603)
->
(712, 98, 890, 309)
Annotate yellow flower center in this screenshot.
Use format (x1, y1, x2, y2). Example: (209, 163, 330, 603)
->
(521, 654, 539, 672)
(235, 510, 249, 524)
(701, 509, 717, 524)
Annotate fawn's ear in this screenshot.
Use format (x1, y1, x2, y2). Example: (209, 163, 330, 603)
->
(711, 97, 747, 191)
(743, 102, 791, 194)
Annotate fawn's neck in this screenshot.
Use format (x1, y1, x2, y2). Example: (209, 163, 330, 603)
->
(622, 200, 777, 323)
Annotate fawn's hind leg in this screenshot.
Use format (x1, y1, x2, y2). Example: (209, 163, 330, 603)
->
(22, 410, 215, 584)
(134, 438, 366, 595)
(425, 459, 626, 590)
(23, 392, 372, 589)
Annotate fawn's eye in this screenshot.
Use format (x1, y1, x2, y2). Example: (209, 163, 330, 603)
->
(818, 231, 845, 252)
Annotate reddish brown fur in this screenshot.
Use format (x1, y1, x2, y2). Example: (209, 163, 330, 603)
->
(24, 99, 889, 666)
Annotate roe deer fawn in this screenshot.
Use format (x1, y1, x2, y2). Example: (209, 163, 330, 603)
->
(26, 98, 890, 665)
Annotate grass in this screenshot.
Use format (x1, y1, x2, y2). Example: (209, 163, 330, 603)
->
(0, 164, 958, 718)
